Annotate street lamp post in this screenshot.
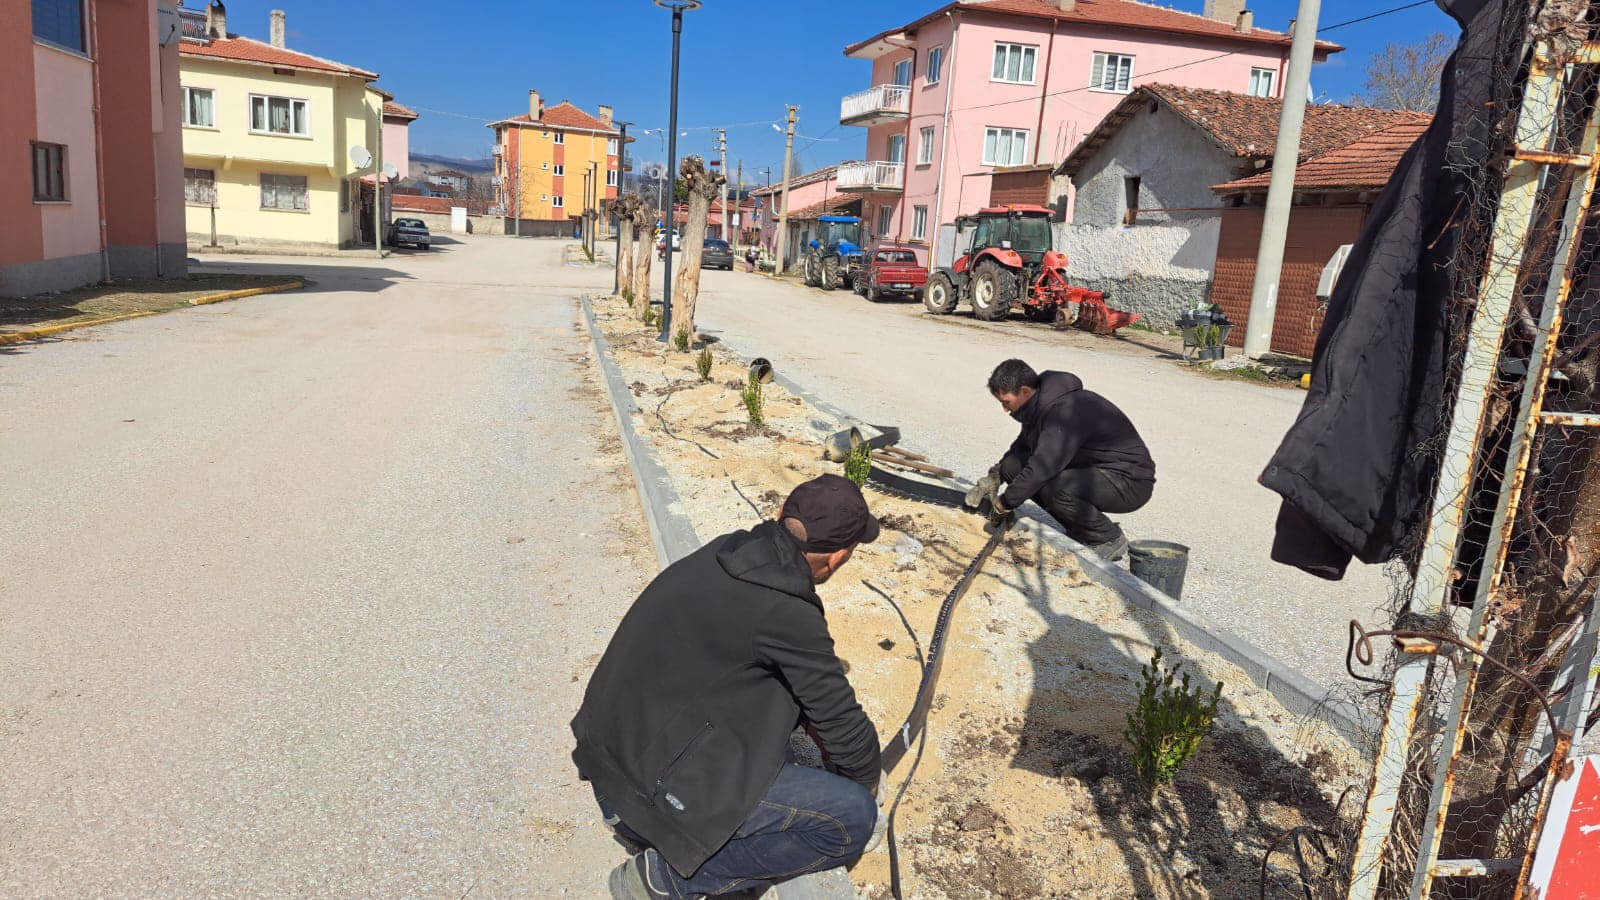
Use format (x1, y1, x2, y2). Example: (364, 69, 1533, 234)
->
(653, 0, 699, 344)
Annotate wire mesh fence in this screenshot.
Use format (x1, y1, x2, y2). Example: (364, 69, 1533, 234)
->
(1255, 2, 1600, 897)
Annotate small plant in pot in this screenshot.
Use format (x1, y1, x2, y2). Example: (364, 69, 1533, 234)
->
(1175, 304, 1234, 361)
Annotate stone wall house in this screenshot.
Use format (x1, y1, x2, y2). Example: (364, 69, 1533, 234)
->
(1051, 84, 1428, 326)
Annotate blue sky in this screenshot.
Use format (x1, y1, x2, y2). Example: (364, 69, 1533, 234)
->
(211, 0, 1452, 181)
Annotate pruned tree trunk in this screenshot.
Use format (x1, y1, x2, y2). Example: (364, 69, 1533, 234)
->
(670, 156, 725, 348)
(613, 193, 644, 300)
(632, 223, 654, 318)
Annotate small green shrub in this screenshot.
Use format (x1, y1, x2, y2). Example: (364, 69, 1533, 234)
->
(1194, 324, 1221, 348)
(742, 373, 765, 428)
(843, 441, 872, 486)
(673, 329, 690, 353)
(622, 286, 635, 304)
(695, 347, 713, 382)
(641, 305, 658, 328)
(1124, 648, 1222, 795)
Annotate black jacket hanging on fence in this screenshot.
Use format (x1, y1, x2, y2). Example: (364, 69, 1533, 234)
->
(1259, 0, 1506, 580)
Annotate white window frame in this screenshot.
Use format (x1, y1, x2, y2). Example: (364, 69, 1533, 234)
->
(912, 205, 928, 241)
(184, 167, 216, 206)
(887, 133, 906, 165)
(1089, 52, 1135, 94)
(182, 86, 216, 129)
(32, 142, 68, 203)
(926, 45, 944, 85)
(259, 172, 308, 212)
(877, 205, 894, 236)
(981, 127, 1029, 167)
(892, 57, 913, 88)
(249, 94, 311, 138)
(553, 163, 565, 176)
(1249, 67, 1276, 98)
(606, 169, 618, 187)
(991, 42, 1038, 85)
(918, 126, 935, 165)
(553, 195, 564, 208)
(553, 132, 565, 145)
(607, 137, 619, 154)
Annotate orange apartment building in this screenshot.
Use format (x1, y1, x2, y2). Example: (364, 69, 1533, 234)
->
(489, 90, 619, 236)
(3, 0, 186, 296)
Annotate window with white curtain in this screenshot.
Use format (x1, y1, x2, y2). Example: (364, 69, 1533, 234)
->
(992, 43, 1038, 84)
(259, 173, 308, 211)
(1248, 67, 1276, 97)
(1090, 53, 1135, 93)
(877, 205, 894, 236)
(919, 127, 935, 165)
(250, 95, 309, 136)
(888, 134, 906, 165)
(184, 167, 216, 205)
(982, 127, 1028, 167)
(926, 46, 944, 85)
(912, 205, 928, 241)
(182, 87, 215, 128)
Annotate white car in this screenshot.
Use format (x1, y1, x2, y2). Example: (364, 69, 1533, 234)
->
(655, 232, 682, 257)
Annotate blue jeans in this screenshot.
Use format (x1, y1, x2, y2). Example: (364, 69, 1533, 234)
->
(596, 763, 877, 897)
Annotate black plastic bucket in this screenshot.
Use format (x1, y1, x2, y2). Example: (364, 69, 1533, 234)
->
(1128, 540, 1191, 600)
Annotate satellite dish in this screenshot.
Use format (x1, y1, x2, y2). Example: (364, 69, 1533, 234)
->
(350, 145, 372, 169)
(382, 162, 399, 179)
(646, 164, 665, 179)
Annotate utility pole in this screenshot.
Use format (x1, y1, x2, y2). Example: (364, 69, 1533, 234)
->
(714, 128, 729, 248)
(1241, 0, 1321, 359)
(734, 159, 742, 252)
(375, 99, 384, 259)
(614, 121, 631, 295)
(589, 160, 600, 254)
(776, 105, 797, 276)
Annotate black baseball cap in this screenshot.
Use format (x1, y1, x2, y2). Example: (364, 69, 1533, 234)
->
(781, 474, 881, 553)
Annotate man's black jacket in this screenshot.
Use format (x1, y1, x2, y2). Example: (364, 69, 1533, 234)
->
(1000, 370, 1155, 509)
(571, 521, 880, 877)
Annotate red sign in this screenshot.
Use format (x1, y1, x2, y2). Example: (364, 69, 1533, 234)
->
(1529, 754, 1600, 898)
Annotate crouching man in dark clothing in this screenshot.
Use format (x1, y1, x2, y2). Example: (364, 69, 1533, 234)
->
(970, 359, 1156, 561)
(572, 474, 885, 899)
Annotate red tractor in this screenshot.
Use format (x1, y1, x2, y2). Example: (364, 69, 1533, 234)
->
(922, 205, 1139, 333)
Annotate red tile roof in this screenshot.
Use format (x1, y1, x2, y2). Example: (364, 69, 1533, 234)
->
(492, 101, 618, 134)
(751, 166, 841, 197)
(1213, 118, 1430, 194)
(1058, 84, 1430, 176)
(179, 36, 377, 80)
(847, 0, 1340, 57)
(383, 100, 418, 120)
(390, 194, 493, 216)
(789, 195, 862, 220)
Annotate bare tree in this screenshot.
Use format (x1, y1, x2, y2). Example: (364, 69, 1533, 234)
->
(632, 216, 654, 318)
(614, 193, 649, 307)
(1351, 32, 1453, 112)
(669, 156, 725, 349)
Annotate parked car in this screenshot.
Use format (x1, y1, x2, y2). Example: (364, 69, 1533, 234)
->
(655, 230, 682, 259)
(387, 217, 431, 250)
(855, 247, 927, 302)
(701, 238, 734, 270)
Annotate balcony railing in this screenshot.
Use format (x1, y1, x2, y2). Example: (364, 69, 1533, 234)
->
(837, 160, 905, 193)
(840, 84, 911, 126)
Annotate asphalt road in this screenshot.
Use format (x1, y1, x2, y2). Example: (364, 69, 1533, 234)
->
(0, 238, 650, 896)
(692, 268, 1392, 689)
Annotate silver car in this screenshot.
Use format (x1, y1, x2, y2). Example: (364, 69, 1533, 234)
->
(387, 217, 431, 250)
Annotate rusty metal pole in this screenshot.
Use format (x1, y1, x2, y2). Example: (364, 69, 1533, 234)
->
(1345, 40, 1571, 900)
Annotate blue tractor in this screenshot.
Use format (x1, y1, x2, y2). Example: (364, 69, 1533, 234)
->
(802, 215, 866, 292)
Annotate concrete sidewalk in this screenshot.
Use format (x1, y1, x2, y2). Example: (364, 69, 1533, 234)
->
(690, 268, 1389, 689)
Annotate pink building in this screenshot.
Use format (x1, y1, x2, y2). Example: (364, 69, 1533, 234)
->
(379, 94, 418, 181)
(839, 0, 1337, 251)
(3, 0, 186, 296)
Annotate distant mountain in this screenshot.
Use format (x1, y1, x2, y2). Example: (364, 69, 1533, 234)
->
(411, 153, 494, 174)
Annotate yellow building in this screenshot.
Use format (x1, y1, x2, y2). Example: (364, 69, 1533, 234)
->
(490, 90, 619, 233)
(177, 4, 386, 249)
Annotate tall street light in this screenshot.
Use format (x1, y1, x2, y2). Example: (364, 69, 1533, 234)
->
(654, 0, 699, 345)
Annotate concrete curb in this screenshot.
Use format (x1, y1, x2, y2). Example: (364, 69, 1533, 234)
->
(189, 280, 304, 306)
(586, 295, 1367, 744)
(0, 280, 305, 346)
(579, 295, 702, 569)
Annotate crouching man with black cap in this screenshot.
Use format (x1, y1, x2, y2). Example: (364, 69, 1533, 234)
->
(573, 474, 886, 898)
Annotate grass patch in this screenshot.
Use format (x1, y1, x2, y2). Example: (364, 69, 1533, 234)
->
(0, 274, 302, 332)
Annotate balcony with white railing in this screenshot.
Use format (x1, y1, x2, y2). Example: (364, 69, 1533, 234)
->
(836, 160, 905, 193)
(840, 84, 911, 127)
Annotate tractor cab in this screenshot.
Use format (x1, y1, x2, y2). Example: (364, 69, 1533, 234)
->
(957, 206, 1055, 266)
(813, 216, 864, 256)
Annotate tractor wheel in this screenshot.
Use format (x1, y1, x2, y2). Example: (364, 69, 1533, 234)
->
(821, 256, 840, 291)
(971, 264, 1018, 321)
(923, 273, 958, 315)
(803, 254, 819, 287)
